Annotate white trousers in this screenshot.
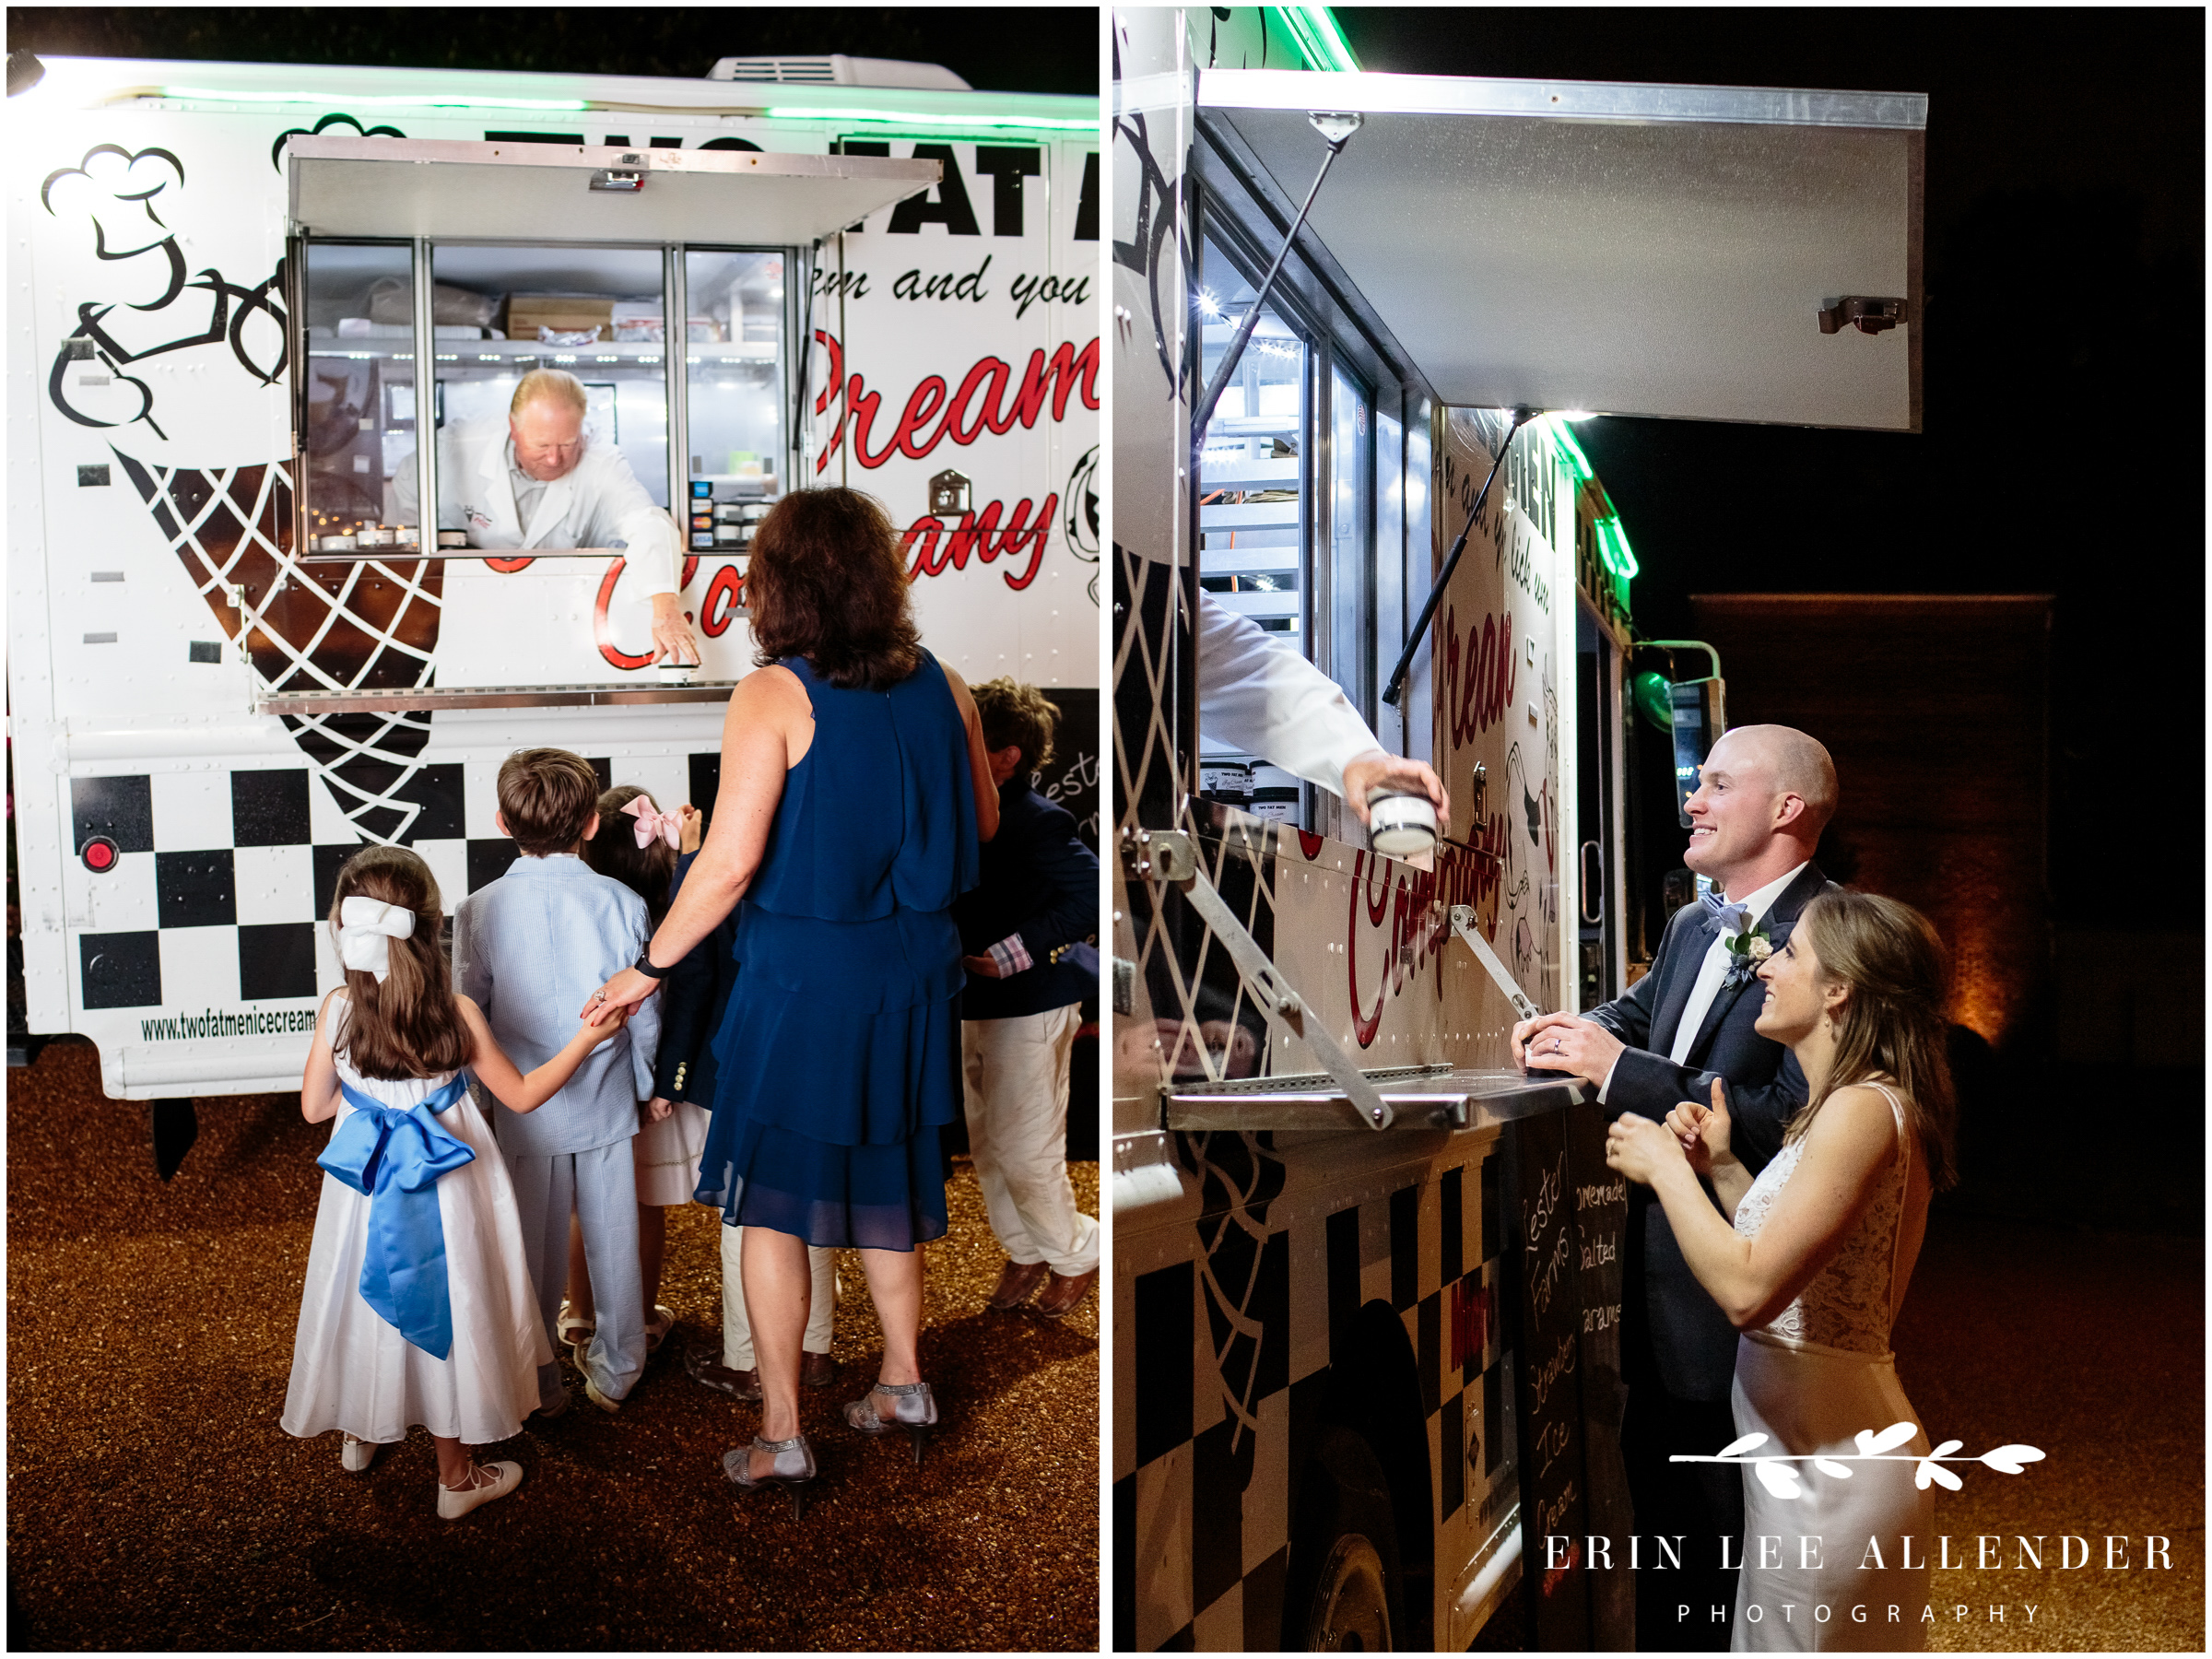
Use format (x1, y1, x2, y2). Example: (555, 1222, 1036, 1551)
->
(718, 1221, 834, 1368)
(961, 1004, 1099, 1277)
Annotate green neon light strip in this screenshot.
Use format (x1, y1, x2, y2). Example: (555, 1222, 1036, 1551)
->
(1549, 418, 1595, 483)
(1303, 6, 1362, 71)
(158, 88, 1090, 129)
(1594, 516, 1640, 582)
(1276, 6, 1361, 73)
(164, 86, 588, 111)
(765, 106, 1096, 132)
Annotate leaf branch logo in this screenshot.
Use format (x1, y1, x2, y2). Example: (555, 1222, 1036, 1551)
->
(1673, 1423, 2046, 1500)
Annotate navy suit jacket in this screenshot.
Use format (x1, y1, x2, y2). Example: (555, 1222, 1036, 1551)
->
(653, 851, 738, 1107)
(953, 782, 1099, 1021)
(1585, 862, 1832, 1400)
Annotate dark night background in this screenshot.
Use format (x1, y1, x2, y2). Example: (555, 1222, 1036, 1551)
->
(5, 6, 1100, 96)
(1335, 7, 2206, 1229)
(1331, 8, 2204, 920)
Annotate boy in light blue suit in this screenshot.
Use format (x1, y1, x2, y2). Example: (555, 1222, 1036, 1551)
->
(455, 747, 661, 1414)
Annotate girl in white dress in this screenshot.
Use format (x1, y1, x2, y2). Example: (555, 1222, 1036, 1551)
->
(280, 846, 630, 1519)
(1605, 889, 1959, 1652)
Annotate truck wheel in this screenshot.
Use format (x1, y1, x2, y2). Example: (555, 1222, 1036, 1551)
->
(1287, 1426, 1402, 1652)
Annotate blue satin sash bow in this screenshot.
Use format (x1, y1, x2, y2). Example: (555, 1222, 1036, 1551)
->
(318, 1074, 477, 1359)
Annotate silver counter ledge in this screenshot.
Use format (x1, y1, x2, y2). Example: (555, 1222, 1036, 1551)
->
(1161, 1065, 1590, 1134)
(253, 682, 738, 716)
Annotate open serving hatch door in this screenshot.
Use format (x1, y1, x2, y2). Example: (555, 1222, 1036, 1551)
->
(288, 135, 940, 243)
(1198, 68, 1924, 430)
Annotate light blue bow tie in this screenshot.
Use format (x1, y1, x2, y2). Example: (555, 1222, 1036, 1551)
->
(318, 1074, 477, 1359)
(1697, 890, 1751, 935)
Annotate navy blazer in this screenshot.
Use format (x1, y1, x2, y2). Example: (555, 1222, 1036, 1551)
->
(1585, 862, 1832, 1400)
(953, 782, 1099, 1020)
(653, 851, 738, 1107)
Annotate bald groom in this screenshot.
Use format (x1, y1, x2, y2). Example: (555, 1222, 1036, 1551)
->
(1512, 724, 1840, 1651)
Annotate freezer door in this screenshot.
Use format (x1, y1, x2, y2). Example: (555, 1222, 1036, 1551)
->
(288, 136, 938, 245)
(1198, 68, 1924, 431)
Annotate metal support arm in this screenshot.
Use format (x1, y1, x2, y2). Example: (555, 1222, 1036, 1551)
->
(1133, 829, 1396, 1131)
(1449, 903, 1541, 1022)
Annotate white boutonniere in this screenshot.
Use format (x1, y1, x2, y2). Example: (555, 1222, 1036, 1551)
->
(1721, 918, 1772, 989)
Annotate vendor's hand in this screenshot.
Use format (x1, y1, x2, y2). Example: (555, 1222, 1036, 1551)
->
(1665, 1079, 1735, 1176)
(651, 592, 701, 666)
(644, 1095, 674, 1124)
(1605, 1112, 1684, 1186)
(1342, 749, 1451, 834)
(583, 965, 663, 1021)
(962, 953, 1006, 981)
(1512, 1012, 1624, 1088)
(678, 804, 703, 854)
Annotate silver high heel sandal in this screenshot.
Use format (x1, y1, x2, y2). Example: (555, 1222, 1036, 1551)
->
(724, 1433, 817, 1518)
(844, 1380, 937, 1465)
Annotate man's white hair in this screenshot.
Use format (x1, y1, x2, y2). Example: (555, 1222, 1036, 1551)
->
(510, 367, 588, 418)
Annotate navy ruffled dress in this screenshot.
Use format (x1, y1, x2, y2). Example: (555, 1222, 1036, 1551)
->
(695, 650, 979, 1250)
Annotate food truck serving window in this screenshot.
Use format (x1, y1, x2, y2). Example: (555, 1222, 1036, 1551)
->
(286, 135, 939, 589)
(1189, 206, 1413, 838)
(300, 242, 424, 554)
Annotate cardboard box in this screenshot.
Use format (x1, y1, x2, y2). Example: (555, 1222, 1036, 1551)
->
(505, 295, 615, 342)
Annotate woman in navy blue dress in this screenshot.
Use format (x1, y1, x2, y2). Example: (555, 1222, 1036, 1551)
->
(588, 488, 997, 1509)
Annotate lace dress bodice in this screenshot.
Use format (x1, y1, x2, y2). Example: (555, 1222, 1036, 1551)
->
(1732, 1082, 1912, 1354)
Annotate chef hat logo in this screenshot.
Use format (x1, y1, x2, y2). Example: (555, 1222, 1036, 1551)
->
(41, 144, 188, 310)
(269, 112, 406, 174)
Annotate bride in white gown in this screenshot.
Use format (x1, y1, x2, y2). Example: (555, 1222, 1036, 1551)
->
(1605, 889, 1959, 1653)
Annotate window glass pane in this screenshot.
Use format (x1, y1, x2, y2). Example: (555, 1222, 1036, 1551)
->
(1403, 401, 1435, 764)
(1194, 234, 1312, 824)
(424, 243, 670, 547)
(1196, 236, 1306, 644)
(684, 249, 788, 557)
(300, 241, 418, 551)
(1374, 400, 1405, 743)
(1330, 363, 1371, 723)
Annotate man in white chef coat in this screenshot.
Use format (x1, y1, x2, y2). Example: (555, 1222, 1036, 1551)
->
(394, 368, 699, 665)
(1196, 591, 1446, 828)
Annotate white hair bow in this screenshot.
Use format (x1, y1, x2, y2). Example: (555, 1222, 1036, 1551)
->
(338, 897, 418, 982)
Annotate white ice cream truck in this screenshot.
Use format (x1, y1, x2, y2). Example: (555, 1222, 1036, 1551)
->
(6, 52, 1099, 1163)
(1109, 7, 1923, 1649)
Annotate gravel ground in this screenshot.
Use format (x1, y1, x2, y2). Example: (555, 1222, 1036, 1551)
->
(6, 1039, 1100, 1651)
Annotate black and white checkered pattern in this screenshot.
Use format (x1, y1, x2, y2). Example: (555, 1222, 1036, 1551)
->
(65, 752, 724, 1014)
(1114, 1135, 1518, 1652)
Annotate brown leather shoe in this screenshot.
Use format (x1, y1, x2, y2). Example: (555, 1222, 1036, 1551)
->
(986, 1259, 1051, 1312)
(800, 1350, 839, 1390)
(1032, 1266, 1099, 1320)
(684, 1339, 763, 1403)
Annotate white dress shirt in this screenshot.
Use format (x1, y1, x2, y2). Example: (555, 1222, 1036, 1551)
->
(1195, 592, 1382, 802)
(392, 418, 682, 596)
(1599, 862, 1807, 1102)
